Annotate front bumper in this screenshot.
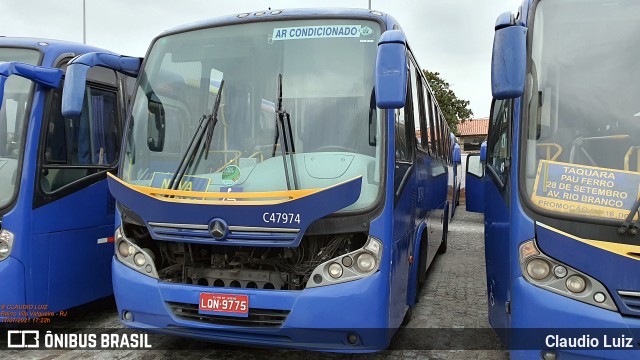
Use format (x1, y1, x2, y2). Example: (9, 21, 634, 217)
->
(0, 257, 26, 317)
(112, 257, 392, 352)
(509, 277, 640, 360)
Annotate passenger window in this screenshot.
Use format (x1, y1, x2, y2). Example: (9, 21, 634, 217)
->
(487, 99, 512, 185)
(425, 91, 437, 156)
(394, 63, 416, 196)
(42, 86, 119, 192)
(396, 63, 416, 163)
(434, 111, 443, 158)
(408, 58, 424, 150)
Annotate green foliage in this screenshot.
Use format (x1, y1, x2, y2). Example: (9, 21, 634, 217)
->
(423, 69, 473, 134)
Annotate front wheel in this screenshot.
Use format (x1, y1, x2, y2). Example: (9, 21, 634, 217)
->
(401, 306, 414, 326)
(438, 204, 449, 254)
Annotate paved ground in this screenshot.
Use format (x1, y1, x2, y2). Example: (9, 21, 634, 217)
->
(3, 209, 509, 359)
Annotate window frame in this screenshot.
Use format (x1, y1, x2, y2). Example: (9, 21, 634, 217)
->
(34, 59, 123, 206)
(486, 98, 513, 189)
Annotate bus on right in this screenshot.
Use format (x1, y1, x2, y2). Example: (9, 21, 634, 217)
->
(466, 0, 640, 358)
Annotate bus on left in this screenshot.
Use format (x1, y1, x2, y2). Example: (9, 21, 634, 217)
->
(0, 38, 135, 316)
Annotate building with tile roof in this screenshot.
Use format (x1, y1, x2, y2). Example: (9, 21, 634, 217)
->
(455, 117, 488, 153)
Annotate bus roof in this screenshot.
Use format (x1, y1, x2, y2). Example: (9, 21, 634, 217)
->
(161, 8, 400, 38)
(0, 37, 113, 67)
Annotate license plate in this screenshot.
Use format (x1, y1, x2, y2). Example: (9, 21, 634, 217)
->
(199, 293, 249, 317)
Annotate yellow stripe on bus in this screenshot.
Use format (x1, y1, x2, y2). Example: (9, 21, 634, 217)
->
(538, 222, 640, 262)
(108, 173, 361, 205)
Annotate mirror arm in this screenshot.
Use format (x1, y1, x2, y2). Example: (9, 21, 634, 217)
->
(62, 52, 142, 117)
(0, 62, 63, 105)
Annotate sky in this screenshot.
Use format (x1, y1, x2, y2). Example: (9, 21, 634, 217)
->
(0, 0, 522, 118)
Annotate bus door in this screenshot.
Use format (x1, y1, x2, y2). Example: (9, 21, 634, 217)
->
(29, 64, 124, 310)
(483, 99, 513, 330)
(465, 148, 484, 212)
(452, 142, 461, 216)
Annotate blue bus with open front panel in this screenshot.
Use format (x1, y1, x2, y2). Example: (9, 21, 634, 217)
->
(0, 38, 131, 315)
(62, 8, 456, 351)
(465, 0, 640, 358)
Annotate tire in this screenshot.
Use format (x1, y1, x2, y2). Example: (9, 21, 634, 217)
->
(438, 205, 449, 254)
(401, 306, 414, 326)
(438, 232, 448, 254)
(417, 235, 428, 286)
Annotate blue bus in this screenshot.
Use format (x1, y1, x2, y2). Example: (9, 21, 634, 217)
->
(466, 1, 640, 358)
(0, 38, 131, 314)
(62, 9, 456, 351)
(450, 137, 462, 218)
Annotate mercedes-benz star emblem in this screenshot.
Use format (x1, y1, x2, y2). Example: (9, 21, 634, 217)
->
(208, 218, 228, 240)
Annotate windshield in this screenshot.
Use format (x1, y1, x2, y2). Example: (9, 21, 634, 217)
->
(0, 48, 41, 210)
(123, 19, 382, 211)
(524, 0, 640, 222)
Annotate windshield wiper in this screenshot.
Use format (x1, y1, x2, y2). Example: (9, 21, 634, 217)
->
(271, 74, 298, 190)
(618, 196, 640, 235)
(168, 80, 225, 191)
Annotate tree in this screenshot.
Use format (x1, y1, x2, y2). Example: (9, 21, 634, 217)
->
(423, 69, 473, 134)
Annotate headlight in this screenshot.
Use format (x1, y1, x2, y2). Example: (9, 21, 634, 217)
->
(526, 258, 550, 280)
(0, 229, 14, 261)
(133, 252, 146, 267)
(566, 275, 586, 293)
(118, 241, 133, 258)
(115, 227, 158, 278)
(328, 263, 343, 278)
(306, 236, 383, 288)
(356, 253, 376, 273)
(519, 239, 615, 311)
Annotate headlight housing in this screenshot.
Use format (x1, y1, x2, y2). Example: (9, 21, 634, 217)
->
(519, 239, 617, 311)
(0, 229, 14, 261)
(115, 227, 158, 279)
(306, 236, 383, 288)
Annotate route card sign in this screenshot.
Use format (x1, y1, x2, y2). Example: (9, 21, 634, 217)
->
(531, 160, 640, 220)
(149, 172, 211, 192)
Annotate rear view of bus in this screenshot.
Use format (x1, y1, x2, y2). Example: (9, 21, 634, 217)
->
(62, 9, 454, 351)
(0, 38, 130, 314)
(468, 0, 640, 358)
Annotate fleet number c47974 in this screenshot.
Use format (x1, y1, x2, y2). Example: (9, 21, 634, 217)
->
(262, 212, 301, 224)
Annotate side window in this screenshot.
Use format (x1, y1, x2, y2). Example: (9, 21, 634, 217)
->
(487, 99, 512, 185)
(443, 118, 451, 163)
(396, 62, 416, 163)
(434, 112, 443, 158)
(415, 78, 429, 153)
(41, 71, 120, 192)
(467, 154, 484, 177)
(425, 90, 437, 156)
(408, 59, 425, 151)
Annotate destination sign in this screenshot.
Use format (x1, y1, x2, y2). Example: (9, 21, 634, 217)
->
(272, 25, 372, 41)
(531, 160, 640, 220)
(149, 172, 211, 192)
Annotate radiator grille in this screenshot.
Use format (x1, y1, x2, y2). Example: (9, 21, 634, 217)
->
(167, 301, 289, 327)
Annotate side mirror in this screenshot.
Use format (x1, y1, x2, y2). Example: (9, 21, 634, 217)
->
(375, 30, 407, 109)
(147, 96, 165, 152)
(453, 144, 461, 163)
(491, 12, 527, 100)
(62, 52, 141, 117)
(0, 62, 63, 104)
(480, 141, 487, 162)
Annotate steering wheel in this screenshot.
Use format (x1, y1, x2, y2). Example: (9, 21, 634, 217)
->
(314, 145, 359, 153)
